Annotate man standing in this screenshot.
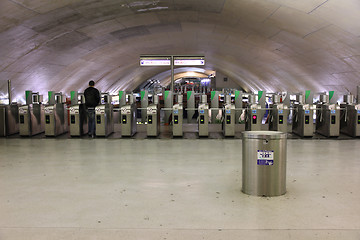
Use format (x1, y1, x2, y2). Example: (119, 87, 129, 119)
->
(84, 80, 100, 138)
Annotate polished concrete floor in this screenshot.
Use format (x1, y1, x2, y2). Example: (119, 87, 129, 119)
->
(0, 138, 359, 239)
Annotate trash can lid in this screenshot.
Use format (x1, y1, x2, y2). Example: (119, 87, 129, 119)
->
(242, 131, 287, 139)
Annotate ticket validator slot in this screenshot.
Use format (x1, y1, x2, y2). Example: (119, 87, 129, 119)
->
(223, 94, 235, 137)
(69, 91, 88, 137)
(198, 95, 209, 137)
(95, 93, 114, 137)
(172, 94, 183, 137)
(45, 92, 68, 137)
(19, 91, 45, 136)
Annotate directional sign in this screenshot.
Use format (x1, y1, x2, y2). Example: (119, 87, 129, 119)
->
(140, 55, 205, 66)
(140, 59, 171, 66)
(174, 59, 205, 66)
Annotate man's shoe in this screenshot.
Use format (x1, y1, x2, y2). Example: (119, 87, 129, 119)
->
(92, 134, 95, 139)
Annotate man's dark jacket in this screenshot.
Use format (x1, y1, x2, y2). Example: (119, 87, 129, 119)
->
(84, 86, 100, 108)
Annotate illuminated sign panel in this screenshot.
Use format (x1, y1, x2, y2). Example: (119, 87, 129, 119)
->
(140, 59, 171, 66)
(174, 59, 205, 66)
(140, 55, 205, 66)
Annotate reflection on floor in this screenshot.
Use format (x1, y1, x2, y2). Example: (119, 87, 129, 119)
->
(0, 138, 359, 239)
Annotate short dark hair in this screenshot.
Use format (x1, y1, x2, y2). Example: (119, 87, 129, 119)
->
(89, 80, 95, 86)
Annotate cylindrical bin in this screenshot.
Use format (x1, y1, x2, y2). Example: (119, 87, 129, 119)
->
(242, 131, 287, 196)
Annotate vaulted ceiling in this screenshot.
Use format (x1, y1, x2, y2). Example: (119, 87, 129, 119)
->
(0, 0, 359, 102)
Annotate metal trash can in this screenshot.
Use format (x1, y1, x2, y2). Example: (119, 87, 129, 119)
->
(242, 131, 287, 196)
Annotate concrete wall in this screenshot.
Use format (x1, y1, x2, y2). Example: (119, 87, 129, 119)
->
(215, 72, 242, 90)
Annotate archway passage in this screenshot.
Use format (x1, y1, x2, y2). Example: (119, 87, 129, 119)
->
(0, 0, 359, 102)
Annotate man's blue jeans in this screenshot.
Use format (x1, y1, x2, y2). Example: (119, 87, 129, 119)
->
(87, 108, 96, 136)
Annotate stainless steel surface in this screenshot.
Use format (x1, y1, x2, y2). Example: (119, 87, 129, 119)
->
(121, 103, 137, 137)
(340, 103, 360, 137)
(235, 91, 243, 123)
(95, 104, 114, 137)
(211, 91, 219, 124)
(198, 102, 209, 137)
(242, 131, 287, 197)
(316, 104, 340, 137)
(201, 94, 207, 104)
(0, 104, 19, 136)
(292, 104, 314, 137)
(19, 104, 45, 136)
(273, 94, 280, 104)
(146, 103, 160, 137)
(172, 103, 183, 137)
(0, 107, 5, 136)
(248, 94, 256, 104)
(177, 94, 183, 104)
(296, 94, 304, 104)
(187, 91, 195, 123)
(245, 104, 262, 131)
(69, 104, 88, 136)
(269, 104, 289, 133)
(45, 103, 68, 137)
(225, 94, 231, 104)
(164, 90, 173, 124)
(320, 94, 329, 103)
(343, 95, 355, 104)
(8, 80, 11, 104)
(223, 103, 235, 137)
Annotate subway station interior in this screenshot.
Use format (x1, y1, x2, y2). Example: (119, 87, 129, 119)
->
(0, 0, 360, 239)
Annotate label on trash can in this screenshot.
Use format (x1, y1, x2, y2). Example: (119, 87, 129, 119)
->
(257, 150, 274, 165)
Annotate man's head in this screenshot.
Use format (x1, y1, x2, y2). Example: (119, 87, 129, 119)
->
(89, 80, 95, 87)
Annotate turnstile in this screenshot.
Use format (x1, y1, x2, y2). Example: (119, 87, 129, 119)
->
(223, 96, 235, 137)
(269, 104, 289, 133)
(19, 104, 45, 136)
(316, 103, 340, 137)
(95, 104, 114, 137)
(340, 103, 360, 137)
(121, 103, 137, 137)
(245, 104, 262, 131)
(292, 104, 314, 137)
(69, 104, 88, 136)
(146, 103, 160, 137)
(0, 104, 19, 136)
(198, 95, 209, 137)
(45, 103, 68, 136)
(172, 103, 183, 137)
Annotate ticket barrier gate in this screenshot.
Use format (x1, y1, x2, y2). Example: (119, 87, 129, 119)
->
(121, 103, 137, 137)
(95, 104, 114, 137)
(340, 103, 360, 137)
(223, 101, 235, 137)
(198, 95, 209, 137)
(316, 104, 340, 137)
(19, 92, 45, 136)
(95, 94, 114, 137)
(69, 104, 88, 136)
(19, 104, 45, 136)
(269, 104, 289, 133)
(0, 104, 19, 136)
(172, 103, 183, 137)
(45, 103, 68, 137)
(292, 104, 314, 137)
(245, 104, 261, 131)
(147, 103, 160, 137)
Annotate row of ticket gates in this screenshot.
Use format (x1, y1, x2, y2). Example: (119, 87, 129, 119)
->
(1, 90, 360, 138)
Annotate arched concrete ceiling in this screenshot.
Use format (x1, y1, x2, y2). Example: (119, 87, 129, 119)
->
(0, 0, 360, 102)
